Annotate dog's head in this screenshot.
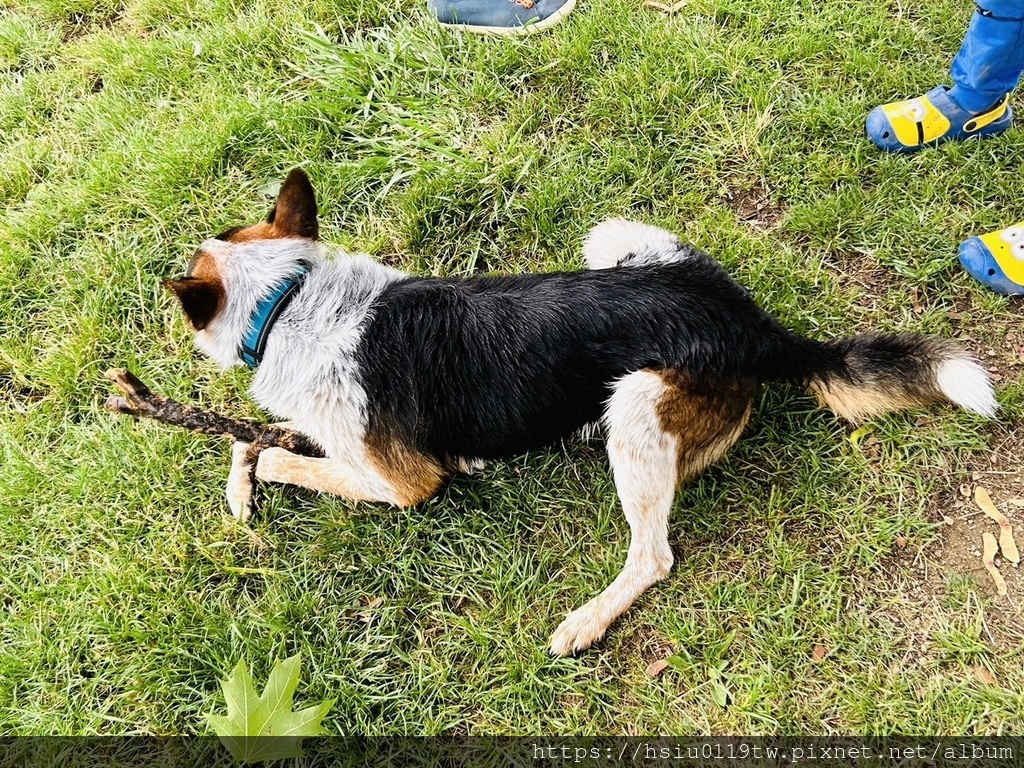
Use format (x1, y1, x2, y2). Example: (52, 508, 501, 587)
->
(165, 168, 320, 368)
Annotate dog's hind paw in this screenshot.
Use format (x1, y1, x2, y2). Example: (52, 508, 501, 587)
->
(548, 600, 610, 656)
(226, 442, 256, 522)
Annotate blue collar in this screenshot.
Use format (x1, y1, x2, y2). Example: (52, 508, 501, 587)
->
(239, 264, 311, 369)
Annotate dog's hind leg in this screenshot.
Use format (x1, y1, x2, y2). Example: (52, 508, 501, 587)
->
(548, 369, 755, 656)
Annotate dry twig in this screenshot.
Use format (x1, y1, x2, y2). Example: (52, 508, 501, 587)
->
(104, 368, 324, 458)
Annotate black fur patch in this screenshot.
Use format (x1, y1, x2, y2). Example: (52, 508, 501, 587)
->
(354, 254, 841, 462)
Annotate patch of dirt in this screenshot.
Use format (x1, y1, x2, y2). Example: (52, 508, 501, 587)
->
(60, 8, 126, 44)
(618, 623, 678, 671)
(722, 178, 785, 231)
(892, 427, 1024, 648)
(823, 249, 899, 309)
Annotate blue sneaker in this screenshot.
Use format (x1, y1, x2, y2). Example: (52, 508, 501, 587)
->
(428, 0, 577, 34)
(866, 86, 1013, 154)
(958, 223, 1024, 296)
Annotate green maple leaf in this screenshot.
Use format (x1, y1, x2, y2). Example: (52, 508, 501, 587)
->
(205, 654, 335, 765)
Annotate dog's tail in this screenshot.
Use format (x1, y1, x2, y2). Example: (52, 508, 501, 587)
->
(784, 332, 997, 423)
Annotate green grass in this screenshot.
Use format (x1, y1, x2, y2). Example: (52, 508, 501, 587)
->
(2, 0, 1023, 736)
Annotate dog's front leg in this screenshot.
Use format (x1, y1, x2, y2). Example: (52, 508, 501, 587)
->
(226, 441, 259, 520)
(227, 442, 376, 522)
(225, 420, 304, 521)
(254, 446, 444, 510)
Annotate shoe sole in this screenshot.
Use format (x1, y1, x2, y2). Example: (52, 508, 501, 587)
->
(436, 0, 577, 35)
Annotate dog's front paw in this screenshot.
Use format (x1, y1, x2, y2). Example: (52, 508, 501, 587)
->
(226, 442, 256, 522)
(549, 598, 609, 657)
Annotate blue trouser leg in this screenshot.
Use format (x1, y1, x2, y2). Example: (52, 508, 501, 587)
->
(949, 0, 1024, 113)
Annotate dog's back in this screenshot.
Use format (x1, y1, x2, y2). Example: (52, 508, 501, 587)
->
(354, 257, 798, 462)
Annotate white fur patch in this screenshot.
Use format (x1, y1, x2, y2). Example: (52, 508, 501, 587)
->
(936, 358, 998, 417)
(549, 370, 678, 656)
(191, 235, 409, 502)
(453, 457, 487, 474)
(583, 218, 688, 269)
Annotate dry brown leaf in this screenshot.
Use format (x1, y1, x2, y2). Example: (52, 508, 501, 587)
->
(971, 666, 998, 687)
(1008, 498, 1024, 508)
(811, 645, 828, 662)
(645, 659, 670, 677)
(975, 487, 1020, 564)
(982, 532, 1008, 596)
(911, 287, 923, 315)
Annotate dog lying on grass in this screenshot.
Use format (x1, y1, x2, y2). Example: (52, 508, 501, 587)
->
(166, 168, 996, 656)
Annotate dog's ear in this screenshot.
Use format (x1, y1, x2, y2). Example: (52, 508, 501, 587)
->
(164, 277, 225, 330)
(266, 167, 318, 240)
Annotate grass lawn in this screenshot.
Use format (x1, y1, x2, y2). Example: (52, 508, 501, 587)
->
(1, 0, 1023, 736)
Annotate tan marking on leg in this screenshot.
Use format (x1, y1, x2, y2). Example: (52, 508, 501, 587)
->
(362, 433, 448, 507)
(654, 371, 756, 477)
(254, 447, 411, 505)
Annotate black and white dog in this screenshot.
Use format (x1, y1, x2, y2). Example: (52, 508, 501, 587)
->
(167, 169, 996, 655)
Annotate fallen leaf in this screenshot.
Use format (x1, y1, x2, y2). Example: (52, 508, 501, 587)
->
(971, 666, 998, 686)
(811, 645, 828, 662)
(709, 678, 730, 707)
(982, 532, 1008, 596)
(645, 659, 670, 677)
(205, 654, 334, 764)
(975, 487, 1020, 564)
(849, 425, 875, 449)
(257, 178, 283, 199)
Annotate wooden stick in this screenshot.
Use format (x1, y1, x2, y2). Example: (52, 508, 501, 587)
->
(104, 368, 324, 458)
